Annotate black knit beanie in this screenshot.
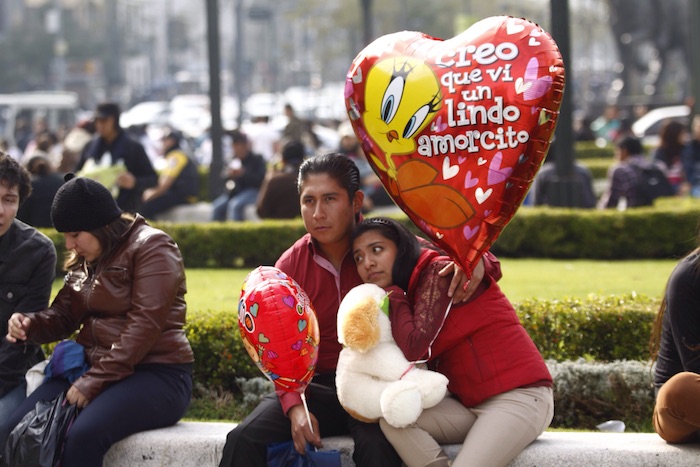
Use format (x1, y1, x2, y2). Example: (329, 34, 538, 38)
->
(51, 173, 122, 232)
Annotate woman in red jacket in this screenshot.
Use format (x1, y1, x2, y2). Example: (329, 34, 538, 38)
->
(351, 217, 553, 467)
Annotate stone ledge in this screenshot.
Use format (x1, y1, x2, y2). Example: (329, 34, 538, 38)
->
(103, 422, 700, 467)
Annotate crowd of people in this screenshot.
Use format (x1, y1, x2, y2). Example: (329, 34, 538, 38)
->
(0, 100, 394, 227)
(531, 104, 700, 210)
(2, 97, 700, 466)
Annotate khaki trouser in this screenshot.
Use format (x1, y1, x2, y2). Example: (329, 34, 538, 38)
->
(653, 371, 700, 443)
(380, 386, 554, 467)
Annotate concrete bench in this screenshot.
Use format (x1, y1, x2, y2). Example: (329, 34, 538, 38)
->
(153, 202, 261, 223)
(103, 421, 700, 466)
(154, 202, 214, 223)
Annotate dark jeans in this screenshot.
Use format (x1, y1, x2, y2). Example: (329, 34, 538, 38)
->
(0, 363, 192, 467)
(140, 191, 191, 219)
(219, 374, 400, 467)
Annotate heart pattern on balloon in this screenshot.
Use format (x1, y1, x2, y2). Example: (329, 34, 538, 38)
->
(238, 266, 320, 394)
(345, 15, 565, 274)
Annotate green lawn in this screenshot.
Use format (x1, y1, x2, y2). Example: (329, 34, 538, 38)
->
(50, 259, 678, 309)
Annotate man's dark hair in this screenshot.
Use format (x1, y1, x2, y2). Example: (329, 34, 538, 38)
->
(297, 152, 360, 199)
(616, 136, 643, 155)
(281, 140, 305, 165)
(95, 101, 121, 130)
(0, 152, 32, 203)
(228, 129, 248, 145)
(351, 217, 421, 291)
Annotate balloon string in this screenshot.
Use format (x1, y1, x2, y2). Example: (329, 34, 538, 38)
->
(301, 391, 314, 435)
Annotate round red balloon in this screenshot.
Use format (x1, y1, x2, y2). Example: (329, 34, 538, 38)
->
(238, 266, 320, 394)
(345, 16, 565, 275)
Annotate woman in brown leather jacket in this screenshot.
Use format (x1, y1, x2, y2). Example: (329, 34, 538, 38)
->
(1, 174, 194, 466)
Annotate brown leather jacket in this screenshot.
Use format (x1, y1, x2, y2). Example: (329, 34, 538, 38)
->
(27, 215, 194, 401)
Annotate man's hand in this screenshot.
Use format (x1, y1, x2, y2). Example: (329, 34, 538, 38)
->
(6, 313, 31, 343)
(142, 188, 156, 201)
(438, 256, 485, 303)
(116, 171, 136, 189)
(288, 404, 321, 454)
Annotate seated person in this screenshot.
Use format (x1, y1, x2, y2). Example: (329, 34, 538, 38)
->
(529, 142, 596, 208)
(651, 237, 700, 443)
(598, 136, 656, 209)
(17, 155, 66, 227)
(0, 152, 57, 425)
(211, 130, 267, 221)
(1, 175, 194, 465)
(256, 140, 305, 219)
(140, 129, 199, 220)
(351, 217, 553, 467)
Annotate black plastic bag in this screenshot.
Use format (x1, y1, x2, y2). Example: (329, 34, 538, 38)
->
(267, 441, 342, 467)
(2, 391, 79, 467)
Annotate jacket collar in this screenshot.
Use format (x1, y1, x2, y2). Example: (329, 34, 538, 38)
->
(0, 220, 18, 264)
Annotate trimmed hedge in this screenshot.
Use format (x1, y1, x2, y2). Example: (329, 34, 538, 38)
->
(38, 201, 700, 271)
(547, 359, 654, 432)
(196, 360, 657, 431)
(183, 293, 660, 392)
(579, 157, 611, 179)
(518, 294, 658, 362)
(573, 141, 614, 159)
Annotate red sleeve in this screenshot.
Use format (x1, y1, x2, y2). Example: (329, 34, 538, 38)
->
(483, 250, 502, 282)
(387, 261, 453, 362)
(278, 389, 303, 416)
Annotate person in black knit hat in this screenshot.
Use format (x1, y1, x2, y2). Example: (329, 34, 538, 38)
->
(51, 173, 123, 232)
(1, 174, 194, 466)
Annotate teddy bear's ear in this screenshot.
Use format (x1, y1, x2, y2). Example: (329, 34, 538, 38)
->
(339, 295, 381, 352)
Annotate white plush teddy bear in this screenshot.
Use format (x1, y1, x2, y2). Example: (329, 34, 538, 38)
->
(336, 283, 449, 428)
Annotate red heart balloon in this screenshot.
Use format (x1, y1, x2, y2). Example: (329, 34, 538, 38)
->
(345, 16, 565, 275)
(238, 266, 320, 394)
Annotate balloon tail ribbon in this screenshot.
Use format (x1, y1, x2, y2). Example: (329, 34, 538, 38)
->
(301, 391, 314, 435)
(301, 391, 319, 452)
(414, 298, 453, 365)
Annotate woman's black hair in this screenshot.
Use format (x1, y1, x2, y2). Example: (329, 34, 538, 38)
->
(351, 217, 421, 291)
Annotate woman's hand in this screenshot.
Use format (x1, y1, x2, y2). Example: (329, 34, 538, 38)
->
(288, 404, 321, 454)
(67, 385, 89, 408)
(6, 313, 31, 343)
(439, 256, 485, 303)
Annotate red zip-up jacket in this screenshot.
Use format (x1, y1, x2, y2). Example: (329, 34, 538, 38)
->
(388, 249, 551, 407)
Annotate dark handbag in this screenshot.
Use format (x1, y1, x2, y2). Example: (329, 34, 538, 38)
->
(2, 391, 79, 467)
(267, 441, 342, 467)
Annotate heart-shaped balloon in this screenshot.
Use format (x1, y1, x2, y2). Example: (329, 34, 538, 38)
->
(238, 266, 320, 394)
(345, 16, 565, 275)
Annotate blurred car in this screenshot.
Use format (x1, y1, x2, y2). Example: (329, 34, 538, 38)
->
(197, 96, 240, 131)
(120, 101, 170, 128)
(632, 105, 690, 147)
(168, 94, 211, 139)
(243, 92, 283, 120)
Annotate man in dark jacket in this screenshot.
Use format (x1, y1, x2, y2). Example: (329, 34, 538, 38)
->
(211, 130, 267, 221)
(256, 140, 304, 219)
(0, 152, 57, 422)
(76, 102, 158, 212)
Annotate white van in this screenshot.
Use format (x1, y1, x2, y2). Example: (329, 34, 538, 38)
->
(0, 91, 80, 150)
